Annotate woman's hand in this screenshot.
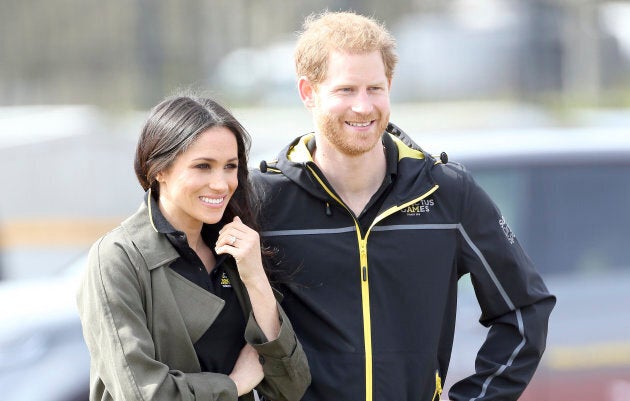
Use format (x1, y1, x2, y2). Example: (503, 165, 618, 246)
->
(228, 344, 264, 396)
(215, 216, 266, 285)
(216, 216, 281, 341)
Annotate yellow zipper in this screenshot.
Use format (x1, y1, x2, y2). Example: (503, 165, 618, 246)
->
(366, 185, 439, 234)
(307, 165, 439, 401)
(358, 236, 372, 401)
(432, 370, 443, 401)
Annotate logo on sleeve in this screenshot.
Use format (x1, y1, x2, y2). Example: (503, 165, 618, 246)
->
(401, 198, 435, 216)
(499, 216, 516, 244)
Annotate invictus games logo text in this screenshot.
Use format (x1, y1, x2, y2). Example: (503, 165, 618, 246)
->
(402, 199, 435, 216)
(499, 216, 516, 244)
(220, 272, 232, 288)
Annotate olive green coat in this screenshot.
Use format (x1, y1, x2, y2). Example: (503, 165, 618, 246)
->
(76, 203, 310, 401)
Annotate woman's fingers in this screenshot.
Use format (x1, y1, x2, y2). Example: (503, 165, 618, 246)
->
(215, 216, 265, 283)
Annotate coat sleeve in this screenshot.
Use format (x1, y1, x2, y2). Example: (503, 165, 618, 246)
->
(448, 171, 556, 401)
(76, 232, 238, 401)
(244, 303, 311, 401)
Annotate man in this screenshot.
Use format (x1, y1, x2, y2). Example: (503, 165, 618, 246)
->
(251, 11, 555, 401)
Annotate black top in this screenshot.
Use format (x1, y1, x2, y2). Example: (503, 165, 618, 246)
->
(146, 193, 247, 375)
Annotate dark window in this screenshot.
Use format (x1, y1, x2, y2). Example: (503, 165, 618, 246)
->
(469, 162, 630, 277)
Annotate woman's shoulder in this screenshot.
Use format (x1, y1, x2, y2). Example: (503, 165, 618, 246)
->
(85, 205, 155, 273)
(87, 225, 140, 273)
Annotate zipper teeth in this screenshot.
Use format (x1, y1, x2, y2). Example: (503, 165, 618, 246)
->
(307, 165, 439, 401)
(433, 370, 443, 401)
(306, 165, 345, 211)
(362, 186, 439, 401)
(367, 184, 439, 236)
(307, 165, 373, 400)
(358, 234, 372, 401)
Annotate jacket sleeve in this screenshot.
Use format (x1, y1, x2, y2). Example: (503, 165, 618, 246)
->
(76, 234, 238, 401)
(448, 171, 556, 401)
(244, 303, 311, 401)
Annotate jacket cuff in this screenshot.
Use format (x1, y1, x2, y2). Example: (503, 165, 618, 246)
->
(244, 307, 300, 375)
(186, 372, 238, 400)
(245, 306, 296, 355)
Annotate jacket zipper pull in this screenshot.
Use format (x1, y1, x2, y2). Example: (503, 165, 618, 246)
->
(325, 202, 332, 216)
(432, 370, 443, 401)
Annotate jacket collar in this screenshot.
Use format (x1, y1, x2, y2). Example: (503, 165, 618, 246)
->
(121, 199, 180, 271)
(145, 190, 179, 235)
(273, 123, 440, 207)
(282, 124, 429, 165)
(277, 125, 425, 187)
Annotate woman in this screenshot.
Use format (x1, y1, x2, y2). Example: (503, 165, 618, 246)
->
(76, 94, 310, 401)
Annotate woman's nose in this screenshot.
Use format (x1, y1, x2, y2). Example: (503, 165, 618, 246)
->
(208, 172, 230, 191)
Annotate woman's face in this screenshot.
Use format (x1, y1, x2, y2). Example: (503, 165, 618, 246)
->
(156, 126, 239, 233)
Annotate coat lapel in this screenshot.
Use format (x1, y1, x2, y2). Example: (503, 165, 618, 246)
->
(164, 267, 225, 343)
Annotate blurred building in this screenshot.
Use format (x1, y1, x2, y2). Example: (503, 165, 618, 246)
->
(0, 106, 142, 279)
(210, 0, 630, 107)
(0, 0, 628, 108)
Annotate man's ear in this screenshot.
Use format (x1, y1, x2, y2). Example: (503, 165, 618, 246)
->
(298, 76, 316, 108)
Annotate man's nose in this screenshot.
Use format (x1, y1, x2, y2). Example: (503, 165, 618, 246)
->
(351, 90, 374, 114)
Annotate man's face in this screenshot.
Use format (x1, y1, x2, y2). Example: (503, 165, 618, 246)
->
(304, 50, 391, 156)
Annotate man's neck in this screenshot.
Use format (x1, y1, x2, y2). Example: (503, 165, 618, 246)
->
(313, 140, 387, 216)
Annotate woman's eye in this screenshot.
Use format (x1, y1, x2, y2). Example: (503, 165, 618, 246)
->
(196, 163, 210, 169)
(225, 163, 239, 170)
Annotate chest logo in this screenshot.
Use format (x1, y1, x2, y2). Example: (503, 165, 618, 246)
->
(401, 198, 435, 216)
(220, 272, 232, 288)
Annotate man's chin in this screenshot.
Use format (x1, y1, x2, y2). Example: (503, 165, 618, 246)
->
(339, 135, 384, 156)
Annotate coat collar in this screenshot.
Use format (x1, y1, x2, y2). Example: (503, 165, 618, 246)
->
(120, 201, 180, 271)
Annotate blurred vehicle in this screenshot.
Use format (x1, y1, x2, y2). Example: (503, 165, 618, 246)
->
(0, 254, 89, 401)
(416, 127, 630, 401)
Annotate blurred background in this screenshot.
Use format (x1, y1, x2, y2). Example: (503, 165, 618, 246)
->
(0, 0, 629, 400)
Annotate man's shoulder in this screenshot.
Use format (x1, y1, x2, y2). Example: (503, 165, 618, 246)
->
(404, 156, 470, 200)
(250, 162, 286, 186)
(249, 163, 294, 206)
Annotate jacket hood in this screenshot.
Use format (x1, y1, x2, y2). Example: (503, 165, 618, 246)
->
(264, 122, 442, 203)
(271, 122, 439, 164)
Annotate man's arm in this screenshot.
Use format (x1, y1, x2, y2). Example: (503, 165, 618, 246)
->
(449, 171, 556, 401)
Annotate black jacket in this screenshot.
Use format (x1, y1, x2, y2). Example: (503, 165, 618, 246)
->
(251, 123, 555, 401)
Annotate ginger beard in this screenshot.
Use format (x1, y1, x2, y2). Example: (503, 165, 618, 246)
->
(315, 108, 390, 157)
